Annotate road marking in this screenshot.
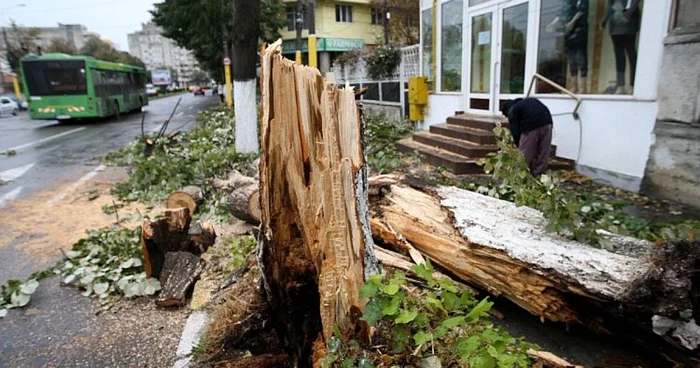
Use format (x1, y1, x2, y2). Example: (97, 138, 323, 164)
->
(0, 163, 35, 182)
(6, 127, 86, 152)
(176, 112, 184, 117)
(49, 164, 106, 203)
(0, 186, 23, 208)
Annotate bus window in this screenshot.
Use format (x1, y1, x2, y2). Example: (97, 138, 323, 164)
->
(44, 68, 87, 93)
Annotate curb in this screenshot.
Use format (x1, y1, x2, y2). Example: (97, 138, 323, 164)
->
(173, 310, 210, 368)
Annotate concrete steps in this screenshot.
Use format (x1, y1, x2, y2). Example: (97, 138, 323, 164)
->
(398, 113, 574, 174)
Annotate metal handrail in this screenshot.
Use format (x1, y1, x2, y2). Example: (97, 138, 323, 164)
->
(526, 72, 582, 119)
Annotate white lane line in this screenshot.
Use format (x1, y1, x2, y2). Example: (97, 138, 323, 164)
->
(7, 127, 86, 152)
(176, 112, 184, 117)
(0, 163, 35, 182)
(0, 186, 23, 208)
(49, 164, 106, 203)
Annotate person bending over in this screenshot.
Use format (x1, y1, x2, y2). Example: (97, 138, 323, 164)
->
(501, 98, 553, 176)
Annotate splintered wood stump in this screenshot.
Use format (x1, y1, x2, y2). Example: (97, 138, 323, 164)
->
(141, 207, 192, 278)
(166, 186, 204, 214)
(257, 40, 378, 367)
(156, 252, 204, 307)
(188, 220, 217, 254)
(371, 182, 700, 360)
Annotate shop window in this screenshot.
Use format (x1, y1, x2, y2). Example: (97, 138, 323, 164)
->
(537, 0, 642, 95)
(470, 13, 492, 94)
(673, 0, 700, 32)
(336, 5, 353, 23)
(422, 8, 433, 81)
(500, 3, 528, 94)
(469, 0, 491, 6)
(441, 0, 463, 92)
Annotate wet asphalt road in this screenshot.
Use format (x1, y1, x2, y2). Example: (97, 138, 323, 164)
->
(0, 93, 218, 368)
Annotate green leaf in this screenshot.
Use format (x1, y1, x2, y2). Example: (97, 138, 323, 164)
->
(19, 280, 39, 295)
(411, 259, 434, 283)
(442, 291, 461, 312)
(382, 283, 399, 296)
(0, 309, 7, 318)
(382, 296, 401, 316)
(438, 277, 458, 293)
(341, 357, 357, 368)
(11, 292, 30, 307)
(360, 282, 380, 298)
(142, 278, 161, 295)
(63, 275, 76, 284)
(413, 330, 431, 345)
(93, 282, 109, 295)
(394, 309, 418, 324)
(466, 297, 493, 322)
(456, 336, 481, 358)
(361, 299, 382, 326)
(469, 353, 496, 368)
(357, 356, 374, 368)
(440, 315, 466, 331)
(425, 295, 445, 312)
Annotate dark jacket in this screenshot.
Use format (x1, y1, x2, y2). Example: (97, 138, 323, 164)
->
(561, 0, 589, 47)
(602, 0, 641, 35)
(507, 98, 553, 145)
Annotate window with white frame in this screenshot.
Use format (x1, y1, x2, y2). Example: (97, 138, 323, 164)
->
(537, 0, 642, 95)
(441, 0, 464, 92)
(673, 0, 700, 32)
(336, 5, 353, 23)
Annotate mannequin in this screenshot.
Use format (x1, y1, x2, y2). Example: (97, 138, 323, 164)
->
(547, 0, 590, 94)
(600, 0, 640, 94)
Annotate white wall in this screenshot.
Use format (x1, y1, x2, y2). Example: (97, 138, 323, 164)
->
(420, 93, 461, 129)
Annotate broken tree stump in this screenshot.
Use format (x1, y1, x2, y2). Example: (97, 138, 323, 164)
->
(257, 40, 378, 367)
(188, 220, 217, 254)
(166, 186, 204, 214)
(156, 251, 204, 307)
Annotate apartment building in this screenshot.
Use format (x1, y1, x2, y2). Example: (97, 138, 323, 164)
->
(127, 22, 200, 85)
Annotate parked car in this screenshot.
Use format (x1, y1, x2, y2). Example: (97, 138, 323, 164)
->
(0, 96, 19, 116)
(194, 87, 206, 96)
(146, 84, 158, 96)
(1, 95, 27, 111)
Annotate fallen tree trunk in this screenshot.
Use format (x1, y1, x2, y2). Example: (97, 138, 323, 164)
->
(166, 186, 203, 214)
(257, 41, 378, 367)
(371, 182, 700, 361)
(228, 185, 260, 225)
(156, 251, 203, 307)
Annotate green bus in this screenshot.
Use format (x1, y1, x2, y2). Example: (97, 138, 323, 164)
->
(20, 53, 148, 120)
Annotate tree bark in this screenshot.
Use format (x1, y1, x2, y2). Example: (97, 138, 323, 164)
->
(257, 41, 378, 367)
(228, 185, 260, 224)
(232, 0, 260, 154)
(156, 251, 203, 307)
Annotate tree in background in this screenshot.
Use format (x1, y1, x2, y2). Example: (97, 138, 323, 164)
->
(151, 0, 285, 83)
(78, 35, 145, 68)
(45, 39, 77, 54)
(190, 70, 209, 85)
(370, 0, 419, 46)
(3, 21, 40, 73)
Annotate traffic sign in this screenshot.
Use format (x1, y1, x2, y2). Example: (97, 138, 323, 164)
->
(223, 57, 231, 66)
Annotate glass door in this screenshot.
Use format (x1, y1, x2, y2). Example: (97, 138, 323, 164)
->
(468, 8, 496, 112)
(467, 0, 530, 114)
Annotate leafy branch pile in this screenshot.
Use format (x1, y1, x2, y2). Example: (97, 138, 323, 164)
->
(0, 278, 40, 318)
(366, 45, 401, 80)
(365, 113, 418, 174)
(56, 226, 161, 309)
(106, 109, 256, 221)
(323, 260, 534, 367)
(476, 125, 699, 247)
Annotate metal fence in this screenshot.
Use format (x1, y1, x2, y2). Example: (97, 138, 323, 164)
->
(332, 45, 420, 119)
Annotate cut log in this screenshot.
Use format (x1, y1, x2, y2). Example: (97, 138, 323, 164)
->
(166, 186, 204, 214)
(156, 251, 203, 307)
(257, 41, 378, 367)
(212, 169, 258, 192)
(370, 183, 700, 360)
(188, 220, 216, 254)
(228, 184, 260, 225)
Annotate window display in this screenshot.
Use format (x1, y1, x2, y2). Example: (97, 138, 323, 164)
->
(441, 0, 464, 92)
(537, 0, 641, 95)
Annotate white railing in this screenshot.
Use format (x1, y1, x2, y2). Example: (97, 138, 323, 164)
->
(332, 45, 420, 118)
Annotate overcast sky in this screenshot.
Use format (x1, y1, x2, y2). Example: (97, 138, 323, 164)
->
(2, 0, 160, 51)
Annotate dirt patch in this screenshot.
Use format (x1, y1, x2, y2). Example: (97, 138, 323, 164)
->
(0, 166, 163, 264)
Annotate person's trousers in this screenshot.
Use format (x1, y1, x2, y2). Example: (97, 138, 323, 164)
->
(611, 33, 637, 87)
(519, 124, 552, 176)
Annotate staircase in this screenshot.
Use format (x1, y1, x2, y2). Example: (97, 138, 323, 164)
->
(397, 113, 574, 175)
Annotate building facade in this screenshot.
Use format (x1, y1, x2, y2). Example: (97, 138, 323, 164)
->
(417, 0, 699, 202)
(127, 23, 200, 85)
(281, 0, 385, 72)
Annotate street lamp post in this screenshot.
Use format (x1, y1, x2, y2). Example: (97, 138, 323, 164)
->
(0, 4, 26, 94)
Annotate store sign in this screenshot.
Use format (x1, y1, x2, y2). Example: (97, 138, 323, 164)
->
(281, 38, 365, 54)
(151, 69, 171, 86)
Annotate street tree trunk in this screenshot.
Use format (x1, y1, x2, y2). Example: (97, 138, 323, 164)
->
(257, 41, 379, 367)
(232, 0, 261, 153)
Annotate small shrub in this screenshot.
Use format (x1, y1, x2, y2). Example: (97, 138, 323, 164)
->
(366, 45, 401, 80)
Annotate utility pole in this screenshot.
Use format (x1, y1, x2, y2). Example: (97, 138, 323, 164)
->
(295, 0, 303, 65)
(308, 1, 317, 68)
(383, 0, 390, 45)
(221, 0, 232, 107)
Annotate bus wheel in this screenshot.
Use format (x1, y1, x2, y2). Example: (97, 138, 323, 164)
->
(114, 101, 120, 120)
